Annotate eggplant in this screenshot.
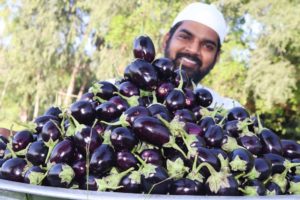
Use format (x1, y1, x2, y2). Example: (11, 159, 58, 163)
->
(74, 126, 102, 155)
(198, 116, 215, 135)
(184, 88, 196, 109)
(23, 166, 46, 185)
(89, 81, 118, 100)
(133, 35, 155, 63)
(227, 107, 250, 121)
(90, 144, 116, 175)
(44, 106, 62, 118)
(12, 130, 34, 152)
(265, 182, 283, 195)
(155, 82, 175, 102)
(118, 81, 140, 97)
(41, 120, 61, 143)
(0, 140, 6, 159)
(223, 120, 242, 138)
(34, 115, 59, 134)
(192, 106, 204, 122)
(140, 149, 164, 166)
(241, 179, 266, 196)
(184, 122, 204, 137)
(173, 69, 190, 88)
(263, 153, 286, 175)
(110, 127, 138, 151)
(116, 151, 138, 171)
(49, 139, 74, 164)
(0, 157, 27, 182)
(246, 157, 272, 181)
(281, 139, 300, 159)
(124, 59, 158, 91)
(79, 174, 98, 191)
(174, 109, 196, 123)
(141, 165, 170, 194)
(123, 106, 151, 126)
(70, 100, 96, 126)
(194, 88, 213, 107)
(152, 57, 175, 80)
(95, 101, 122, 122)
(47, 163, 75, 188)
(109, 96, 130, 113)
(118, 171, 141, 193)
(169, 178, 203, 195)
(229, 148, 254, 174)
(72, 159, 86, 182)
(288, 175, 300, 194)
(148, 103, 170, 117)
(165, 89, 186, 112)
(195, 147, 220, 178)
(237, 135, 262, 155)
(204, 125, 224, 148)
(26, 140, 48, 166)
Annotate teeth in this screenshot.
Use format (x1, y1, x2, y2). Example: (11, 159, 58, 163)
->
(182, 57, 196, 65)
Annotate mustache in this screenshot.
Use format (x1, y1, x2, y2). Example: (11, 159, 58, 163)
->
(174, 52, 202, 67)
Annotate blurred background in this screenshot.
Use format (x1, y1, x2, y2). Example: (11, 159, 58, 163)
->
(0, 0, 299, 139)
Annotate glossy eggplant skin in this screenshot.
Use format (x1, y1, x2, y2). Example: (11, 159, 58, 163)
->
(141, 165, 170, 194)
(90, 144, 116, 175)
(195, 147, 220, 177)
(46, 163, 74, 188)
(74, 126, 102, 155)
(194, 88, 213, 107)
(237, 135, 262, 155)
(133, 35, 155, 63)
(110, 127, 138, 151)
(140, 149, 164, 166)
(26, 141, 48, 166)
(124, 59, 158, 91)
(0, 158, 27, 182)
(118, 173, 141, 193)
(12, 130, 34, 152)
(49, 139, 74, 164)
(132, 116, 170, 147)
(229, 148, 254, 173)
(152, 57, 175, 80)
(34, 115, 60, 134)
(93, 81, 118, 100)
(227, 107, 250, 121)
(70, 100, 96, 126)
(281, 139, 300, 159)
(165, 90, 186, 112)
(124, 106, 151, 126)
(169, 178, 203, 195)
(41, 120, 61, 143)
(116, 151, 138, 171)
(95, 101, 122, 122)
(263, 153, 286, 175)
(259, 129, 283, 155)
(205, 175, 240, 196)
(118, 81, 140, 97)
(204, 125, 224, 148)
(252, 157, 272, 181)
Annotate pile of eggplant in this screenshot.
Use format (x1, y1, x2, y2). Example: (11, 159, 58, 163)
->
(0, 35, 300, 196)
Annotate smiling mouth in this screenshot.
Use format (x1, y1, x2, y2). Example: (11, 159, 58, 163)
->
(178, 57, 198, 68)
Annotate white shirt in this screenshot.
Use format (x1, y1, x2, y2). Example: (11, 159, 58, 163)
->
(197, 84, 242, 110)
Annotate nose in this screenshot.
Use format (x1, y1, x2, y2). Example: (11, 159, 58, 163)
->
(186, 40, 200, 55)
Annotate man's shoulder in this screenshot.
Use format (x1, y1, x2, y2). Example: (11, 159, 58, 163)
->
(196, 84, 242, 110)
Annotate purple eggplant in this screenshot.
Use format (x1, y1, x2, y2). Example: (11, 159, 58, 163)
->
(23, 166, 46, 185)
(95, 101, 122, 122)
(72, 159, 86, 182)
(184, 122, 204, 137)
(195, 147, 220, 178)
(109, 96, 130, 113)
(44, 106, 62, 118)
(223, 120, 242, 138)
(34, 115, 59, 133)
(184, 88, 196, 109)
(116, 151, 138, 171)
(89, 81, 118, 100)
(74, 126, 102, 155)
(198, 116, 216, 135)
(241, 179, 266, 196)
(259, 129, 283, 155)
(70, 100, 96, 126)
(26, 140, 48, 166)
(173, 69, 190, 88)
(288, 175, 300, 194)
(281, 139, 300, 159)
(78, 174, 98, 191)
(148, 103, 170, 117)
(152, 57, 175, 80)
(118, 172, 142, 193)
(47, 163, 74, 188)
(227, 107, 250, 121)
(246, 157, 272, 181)
(229, 148, 254, 174)
(123, 106, 150, 126)
(237, 135, 262, 155)
(194, 88, 213, 107)
(90, 144, 116, 175)
(0, 140, 6, 159)
(169, 178, 203, 195)
(204, 125, 224, 148)
(41, 120, 61, 143)
(140, 149, 164, 166)
(12, 130, 34, 152)
(49, 139, 74, 164)
(265, 182, 283, 195)
(263, 153, 286, 175)
(133, 35, 155, 63)
(118, 81, 140, 97)
(174, 109, 196, 123)
(0, 157, 27, 182)
(110, 127, 138, 151)
(155, 82, 175, 102)
(124, 59, 158, 91)
(165, 89, 186, 112)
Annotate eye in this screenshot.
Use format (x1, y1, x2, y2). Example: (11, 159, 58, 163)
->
(177, 33, 190, 40)
(202, 43, 216, 52)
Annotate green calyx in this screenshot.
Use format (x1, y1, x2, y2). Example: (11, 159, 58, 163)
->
(101, 113, 129, 127)
(288, 181, 300, 194)
(221, 136, 243, 153)
(166, 158, 189, 180)
(229, 155, 247, 172)
(239, 186, 260, 196)
(59, 164, 75, 185)
(28, 171, 46, 185)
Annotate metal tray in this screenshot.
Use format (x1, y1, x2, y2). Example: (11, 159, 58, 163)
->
(0, 179, 299, 200)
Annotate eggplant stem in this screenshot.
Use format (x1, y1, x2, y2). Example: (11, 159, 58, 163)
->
(147, 176, 173, 195)
(177, 61, 184, 91)
(196, 161, 216, 175)
(172, 142, 188, 159)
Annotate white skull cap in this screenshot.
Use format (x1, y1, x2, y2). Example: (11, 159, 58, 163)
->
(172, 2, 227, 44)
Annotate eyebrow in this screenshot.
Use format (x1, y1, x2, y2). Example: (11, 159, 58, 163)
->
(178, 28, 218, 47)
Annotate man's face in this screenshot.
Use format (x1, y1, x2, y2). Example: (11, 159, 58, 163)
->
(163, 21, 220, 83)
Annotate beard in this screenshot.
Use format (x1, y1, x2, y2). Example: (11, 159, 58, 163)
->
(164, 43, 217, 84)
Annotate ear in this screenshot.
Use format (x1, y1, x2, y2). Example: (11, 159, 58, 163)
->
(162, 32, 170, 50)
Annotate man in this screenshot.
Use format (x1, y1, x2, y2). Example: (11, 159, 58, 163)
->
(163, 2, 241, 109)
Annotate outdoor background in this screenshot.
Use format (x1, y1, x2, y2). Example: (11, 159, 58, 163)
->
(0, 0, 299, 139)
